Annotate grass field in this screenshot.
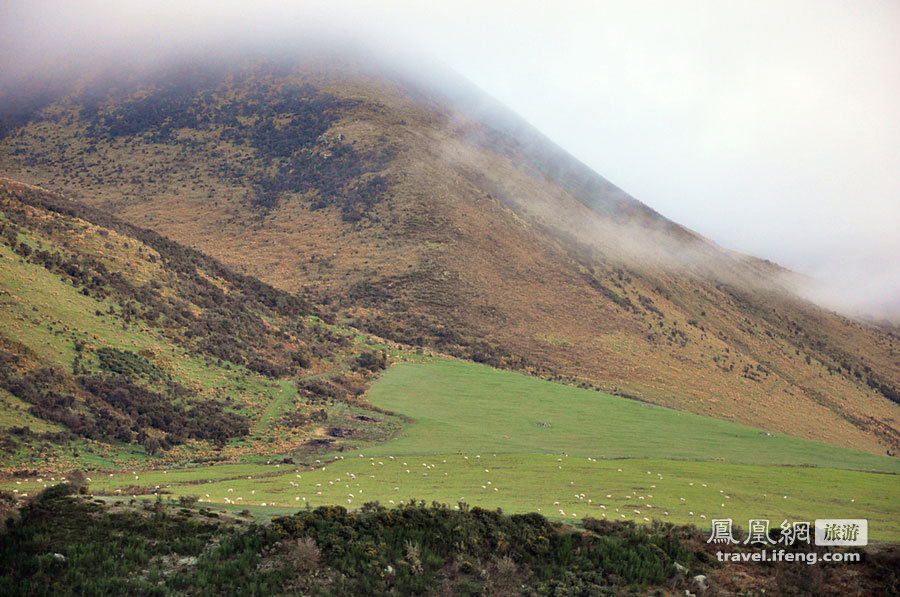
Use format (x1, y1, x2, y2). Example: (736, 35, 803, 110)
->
(363, 360, 900, 472)
(68, 453, 897, 539)
(8, 359, 897, 539)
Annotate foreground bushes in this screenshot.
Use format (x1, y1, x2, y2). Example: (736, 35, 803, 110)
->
(191, 501, 691, 595)
(0, 492, 691, 596)
(4, 488, 894, 596)
(0, 489, 222, 597)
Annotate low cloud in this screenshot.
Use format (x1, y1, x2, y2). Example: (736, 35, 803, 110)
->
(2, 0, 897, 322)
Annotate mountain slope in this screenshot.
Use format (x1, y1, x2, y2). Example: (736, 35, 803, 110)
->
(1, 55, 898, 456)
(0, 178, 397, 473)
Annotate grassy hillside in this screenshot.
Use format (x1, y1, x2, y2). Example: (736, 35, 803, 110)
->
(366, 360, 900, 471)
(0, 179, 398, 472)
(1, 56, 898, 456)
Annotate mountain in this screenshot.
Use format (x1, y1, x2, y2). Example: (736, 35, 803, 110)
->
(1, 53, 898, 456)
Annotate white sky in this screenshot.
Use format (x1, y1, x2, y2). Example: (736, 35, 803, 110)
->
(3, 0, 899, 318)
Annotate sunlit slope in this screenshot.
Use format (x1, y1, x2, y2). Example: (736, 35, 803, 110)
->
(368, 359, 900, 472)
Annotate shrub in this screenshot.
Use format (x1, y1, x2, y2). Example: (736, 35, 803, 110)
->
(282, 536, 320, 575)
(36, 483, 78, 502)
(354, 351, 387, 373)
(95, 347, 162, 379)
(177, 495, 199, 508)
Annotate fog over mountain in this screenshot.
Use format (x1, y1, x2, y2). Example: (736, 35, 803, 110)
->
(2, 0, 898, 322)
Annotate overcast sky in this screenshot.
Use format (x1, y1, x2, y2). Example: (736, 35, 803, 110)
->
(374, 0, 900, 320)
(3, 0, 899, 318)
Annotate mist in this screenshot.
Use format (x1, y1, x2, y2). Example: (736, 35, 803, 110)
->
(2, 0, 898, 321)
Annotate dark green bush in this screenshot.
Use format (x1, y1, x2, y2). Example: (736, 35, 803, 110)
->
(36, 482, 78, 502)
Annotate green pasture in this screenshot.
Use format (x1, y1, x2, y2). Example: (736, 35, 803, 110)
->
(7, 358, 896, 539)
(363, 360, 900, 472)
(16, 453, 893, 540)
